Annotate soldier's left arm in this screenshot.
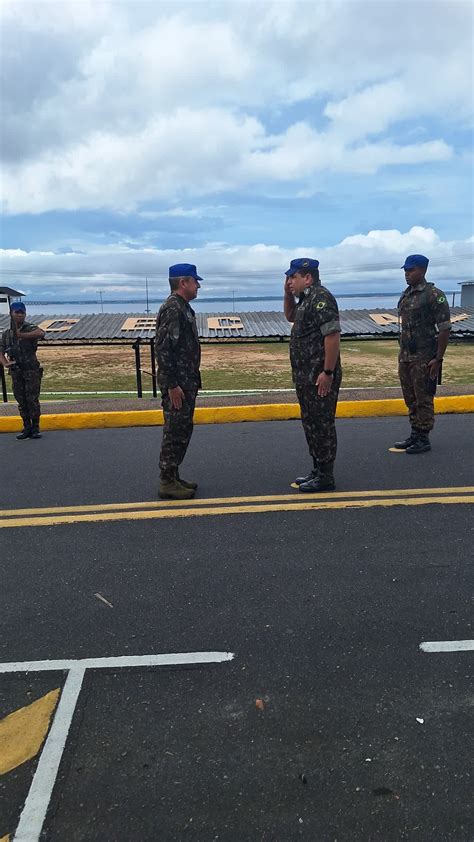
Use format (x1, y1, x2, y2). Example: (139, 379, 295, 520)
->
(315, 292, 341, 396)
(428, 289, 452, 377)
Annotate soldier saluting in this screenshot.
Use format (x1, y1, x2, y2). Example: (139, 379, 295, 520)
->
(0, 301, 45, 440)
(155, 264, 202, 500)
(393, 254, 451, 454)
(284, 257, 342, 491)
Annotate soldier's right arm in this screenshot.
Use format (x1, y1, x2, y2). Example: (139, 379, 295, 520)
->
(283, 278, 297, 322)
(154, 304, 181, 389)
(0, 330, 11, 367)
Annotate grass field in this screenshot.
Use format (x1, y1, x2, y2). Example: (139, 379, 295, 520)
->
(4, 339, 467, 399)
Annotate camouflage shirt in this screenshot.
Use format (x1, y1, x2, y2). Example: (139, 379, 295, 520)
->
(289, 284, 341, 385)
(398, 281, 451, 362)
(0, 321, 42, 370)
(155, 293, 201, 391)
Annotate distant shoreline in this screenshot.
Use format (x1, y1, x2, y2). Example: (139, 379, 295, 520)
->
(23, 290, 460, 307)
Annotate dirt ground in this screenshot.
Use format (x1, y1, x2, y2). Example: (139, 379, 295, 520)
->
(2, 340, 472, 399)
(34, 340, 473, 392)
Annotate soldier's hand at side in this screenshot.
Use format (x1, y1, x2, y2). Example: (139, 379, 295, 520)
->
(169, 385, 185, 409)
(315, 371, 333, 397)
(427, 358, 441, 380)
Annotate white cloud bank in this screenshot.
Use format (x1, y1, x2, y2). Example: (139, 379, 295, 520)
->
(2, 227, 472, 298)
(1, 0, 471, 213)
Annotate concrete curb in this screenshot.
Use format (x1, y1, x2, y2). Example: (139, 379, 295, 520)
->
(0, 395, 473, 433)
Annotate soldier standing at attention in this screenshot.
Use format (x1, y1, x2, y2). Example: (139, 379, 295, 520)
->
(393, 254, 451, 454)
(284, 258, 342, 492)
(155, 264, 202, 500)
(0, 301, 45, 440)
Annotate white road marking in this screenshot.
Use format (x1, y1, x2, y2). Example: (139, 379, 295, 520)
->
(14, 666, 85, 842)
(5, 651, 234, 842)
(420, 640, 474, 652)
(0, 651, 234, 674)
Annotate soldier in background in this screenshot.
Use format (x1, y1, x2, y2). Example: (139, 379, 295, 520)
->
(0, 301, 45, 439)
(393, 254, 451, 454)
(284, 258, 342, 491)
(155, 264, 202, 500)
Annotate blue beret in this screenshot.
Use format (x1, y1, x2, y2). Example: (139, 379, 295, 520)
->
(169, 263, 202, 280)
(401, 254, 429, 270)
(285, 257, 319, 276)
(10, 301, 26, 313)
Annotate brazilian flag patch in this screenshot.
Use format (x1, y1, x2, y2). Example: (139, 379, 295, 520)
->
(437, 295, 446, 303)
(315, 301, 326, 310)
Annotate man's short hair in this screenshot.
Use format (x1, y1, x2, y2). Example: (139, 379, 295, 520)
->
(304, 267, 320, 284)
(169, 276, 187, 291)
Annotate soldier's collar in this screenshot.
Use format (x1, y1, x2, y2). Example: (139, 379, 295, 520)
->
(303, 281, 321, 297)
(407, 280, 427, 294)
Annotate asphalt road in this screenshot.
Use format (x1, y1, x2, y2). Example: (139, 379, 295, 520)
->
(0, 416, 473, 841)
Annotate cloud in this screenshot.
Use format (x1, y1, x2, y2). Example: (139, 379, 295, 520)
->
(2, 227, 472, 299)
(2, 111, 453, 215)
(1, 0, 471, 213)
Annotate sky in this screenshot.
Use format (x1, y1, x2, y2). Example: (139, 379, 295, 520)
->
(1, 0, 473, 304)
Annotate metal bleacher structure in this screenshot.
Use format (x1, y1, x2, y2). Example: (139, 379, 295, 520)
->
(1, 304, 473, 400)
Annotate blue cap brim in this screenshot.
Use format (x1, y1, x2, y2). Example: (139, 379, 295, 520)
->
(195, 275, 202, 281)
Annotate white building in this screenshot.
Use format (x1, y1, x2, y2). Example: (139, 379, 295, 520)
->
(0, 286, 26, 315)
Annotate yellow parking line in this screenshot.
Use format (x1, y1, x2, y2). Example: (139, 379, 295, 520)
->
(0, 689, 60, 775)
(1, 495, 472, 529)
(1, 486, 473, 518)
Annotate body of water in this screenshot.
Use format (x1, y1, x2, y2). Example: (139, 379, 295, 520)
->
(22, 296, 401, 315)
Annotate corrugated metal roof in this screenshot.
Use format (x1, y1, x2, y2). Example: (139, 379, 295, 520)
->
(0, 286, 26, 296)
(0, 308, 473, 341)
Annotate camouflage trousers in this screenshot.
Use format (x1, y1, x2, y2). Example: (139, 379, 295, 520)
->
(295, 371, 341, 467)
(11, 366, 43, 430)
(159, 389, 197, 481)
(398, 359, 434, 433)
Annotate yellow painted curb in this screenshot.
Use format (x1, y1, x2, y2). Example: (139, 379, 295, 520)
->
(0, 395, 473, 433)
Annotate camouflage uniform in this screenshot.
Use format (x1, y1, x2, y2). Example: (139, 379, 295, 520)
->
(290, 284, 342, 468)
(398, 282, 451, 432)
(0, 322, 43, 431)
(155, 293, 201, 481)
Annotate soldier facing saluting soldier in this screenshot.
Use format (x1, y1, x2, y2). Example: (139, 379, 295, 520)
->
(154, 264, 202, 500)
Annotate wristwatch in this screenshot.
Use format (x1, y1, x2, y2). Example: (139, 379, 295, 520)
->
(323, 368, 334, 376)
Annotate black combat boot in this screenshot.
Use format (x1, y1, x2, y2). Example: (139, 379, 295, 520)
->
(176, 471, 198, 491)
(31, 427, 42, 439)
(393, 429, 418, 449)
(158, 477, 195, 500)
(299, 463, 335, 492)
(406, 433, 431, 454)
(16, 428, 32, 440)
(294, 466, 319, 486)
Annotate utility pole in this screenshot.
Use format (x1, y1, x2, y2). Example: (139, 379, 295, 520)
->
(145, 276, 150, 314)
(232, 290, 235, 313)
(98, 290, 104, 313)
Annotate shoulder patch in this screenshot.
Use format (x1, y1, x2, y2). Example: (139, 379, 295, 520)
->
(437, 295, 446, 304)
(315, 300, 326, 310)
